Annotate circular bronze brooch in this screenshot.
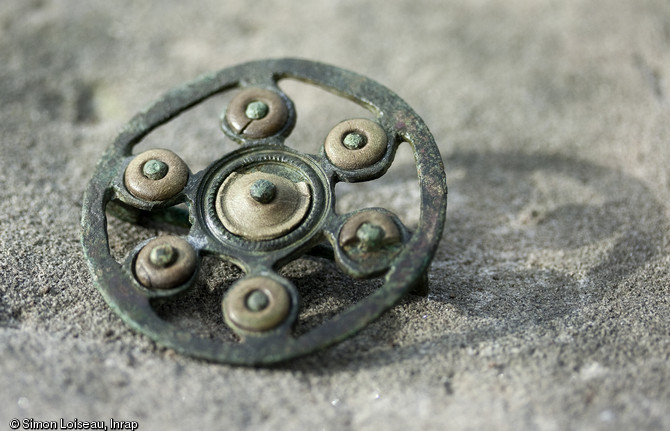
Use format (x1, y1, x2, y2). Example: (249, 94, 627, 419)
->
(81, 58, 447, 365)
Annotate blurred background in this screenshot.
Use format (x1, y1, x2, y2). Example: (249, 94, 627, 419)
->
(1, 1, 669, 429)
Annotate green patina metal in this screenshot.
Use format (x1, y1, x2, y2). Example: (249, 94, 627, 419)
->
(80, 58, 447, 365)
(342, 132, 367, 150)
(355, 223, 386, 251)
(249, 178, 277, 204)
(149, 244, 177, 268)
(245, 100, 269, 120)
(142, 159, 169, 181)
(246, 290, 270, 312)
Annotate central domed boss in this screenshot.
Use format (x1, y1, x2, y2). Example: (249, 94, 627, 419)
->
(215, 169, 312, 241)
(199, 143, 328, 250)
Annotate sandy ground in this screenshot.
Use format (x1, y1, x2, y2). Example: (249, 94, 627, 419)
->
(1, 1, 669, 430)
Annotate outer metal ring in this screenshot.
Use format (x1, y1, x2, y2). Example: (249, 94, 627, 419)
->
(81, 58, 447, 365)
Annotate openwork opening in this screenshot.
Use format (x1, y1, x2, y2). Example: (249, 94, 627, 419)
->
(133, 90, 239, 174)
(151, 255, 242, 344)
(105, 201, 191, 265)
(335, 142, 421, 229)
(278, 78, 375, 154)
(280, 257, 384, 337)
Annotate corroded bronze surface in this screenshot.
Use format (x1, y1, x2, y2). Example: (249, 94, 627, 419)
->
(339, 210, 402, 251)
(81, 58, 447, 365)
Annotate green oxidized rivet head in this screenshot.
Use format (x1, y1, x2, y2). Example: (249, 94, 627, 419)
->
(149, 244, 177, 268)
(249, 178, 277, 204)
(245, 289, 270, 312)
(142, 159, 169, 180)
(245, 100, 269, 120)
(356, 222, 385, 251)
(342, 131, 367, 150)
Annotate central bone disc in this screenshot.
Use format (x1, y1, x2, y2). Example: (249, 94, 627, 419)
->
(215, 170, 311, 241)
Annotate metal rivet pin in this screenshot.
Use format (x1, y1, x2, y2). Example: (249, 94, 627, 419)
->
(245, 290, 270, 312)
(356, 222, 386, 251)
(245, 101, 269, 120)
(149, 244, 177, 268)
(142, 159, 169, 180)
(342, 132, 367, 150)
(249, 179, 277, 204)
